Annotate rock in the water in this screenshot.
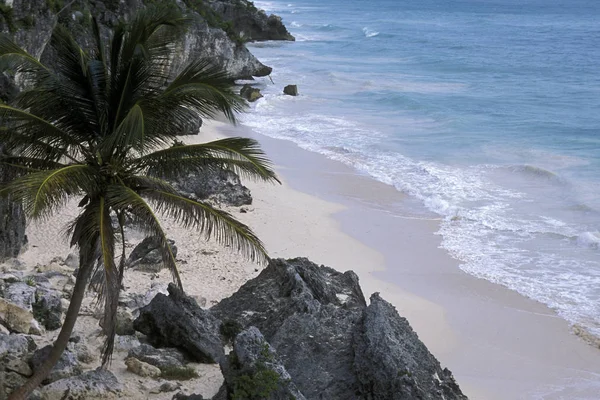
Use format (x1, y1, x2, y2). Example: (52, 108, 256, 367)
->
(171, 169, 252, 207)
(133, 284, 224, 364)
(39, 368, 122, 400)
(126, 237, 178, 272)
(222, 327, 306, 400)
(240, 84, 263, 102)
(283, 85, 298, 96)
(30, 345, 82, 384)
(128, 343, 187, 370)
(125, 357, 162, 378)
(212, 258, 468, 400)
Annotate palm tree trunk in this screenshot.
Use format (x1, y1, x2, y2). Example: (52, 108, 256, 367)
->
(8, 256, 94, 400)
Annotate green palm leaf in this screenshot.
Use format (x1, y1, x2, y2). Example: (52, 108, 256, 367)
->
(142, 188, 269, 265)
(1, 164, 99, 220)
(131, 137, 280, 182)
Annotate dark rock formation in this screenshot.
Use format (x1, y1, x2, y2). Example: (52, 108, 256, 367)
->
(0, 0, 283, 84)
(240, 84, 263, 102)
(354, 293, 467, 400)
(212, 258, 468, 400)
(283, 85, 298, 96)
(171, 169, 252, 207)
(207, 0, 295, 42)
(221, 326, 306, 400)
(32, 287, 63, 331)
(133, 283, 224, 364)
(30, 345, 82, 384)
(126, 237, 178, 272)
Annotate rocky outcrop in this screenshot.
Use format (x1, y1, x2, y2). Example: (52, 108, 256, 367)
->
(133, 283, 224, 364)
(221, 326, 306, 400)
(0, 0, 282, 82)
(212, 258, 468, 400)
(354, 293, 466, 400)
(171, 169, 252, 207)
(207, 0, 295, 42)
(127, 343, 187, 370)
(240, 84, 263, 102)
(0, 333, 37, 396)
(283, 85, 298, 96)
(0, 274, 65, 334)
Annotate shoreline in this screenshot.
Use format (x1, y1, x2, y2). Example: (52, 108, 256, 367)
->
(212, 120, 600, 399)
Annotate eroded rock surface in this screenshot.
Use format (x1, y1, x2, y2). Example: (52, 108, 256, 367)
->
(221, 326, 306, 400)
(171, 169, 252, 207)
(212, 258, 468, 400)
(133, 284, 223, 364)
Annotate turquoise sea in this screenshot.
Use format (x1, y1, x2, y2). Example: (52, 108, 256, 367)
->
(240, 0, 600, 338)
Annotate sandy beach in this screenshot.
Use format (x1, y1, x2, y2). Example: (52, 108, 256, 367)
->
(11, 119, 600, 399)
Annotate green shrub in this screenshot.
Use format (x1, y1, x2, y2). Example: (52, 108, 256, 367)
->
(0, 1, 16, 33)
(232, 366, 280, 400)
(46, 0, 65, 13)
(18, 15, 35, 29)
(159, 365, 199, 380)
(220, 319, 243, 343)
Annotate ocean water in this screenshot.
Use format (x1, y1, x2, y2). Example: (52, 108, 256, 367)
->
(241, 0, 600, 338)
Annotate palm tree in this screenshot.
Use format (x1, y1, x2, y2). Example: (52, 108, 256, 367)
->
(0, 6, 278, 399)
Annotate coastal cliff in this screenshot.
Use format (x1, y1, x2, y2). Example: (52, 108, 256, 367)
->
(0, 0, 288, 80)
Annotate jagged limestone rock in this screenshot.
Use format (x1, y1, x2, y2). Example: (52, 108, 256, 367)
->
(212, 258, 468, 400)
(221, 327, 306, 400)
(133, 284, 224, 364)
(283, 85, 298, 96)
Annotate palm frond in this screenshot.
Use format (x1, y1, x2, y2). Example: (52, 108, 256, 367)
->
(160, 59, 246, 123)
(105, 184, 183, 288)
(143, 188, 269, 265)
(130, 137, 280, 182)
(0, 164, 99, 220)
(0, 155, 66, 173)
(108, 5, 190, 134)
(0, 34, 49, 82)
(0, 104, 90, 161)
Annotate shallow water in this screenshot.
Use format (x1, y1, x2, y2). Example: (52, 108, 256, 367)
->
(241, 0, 600, 338)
